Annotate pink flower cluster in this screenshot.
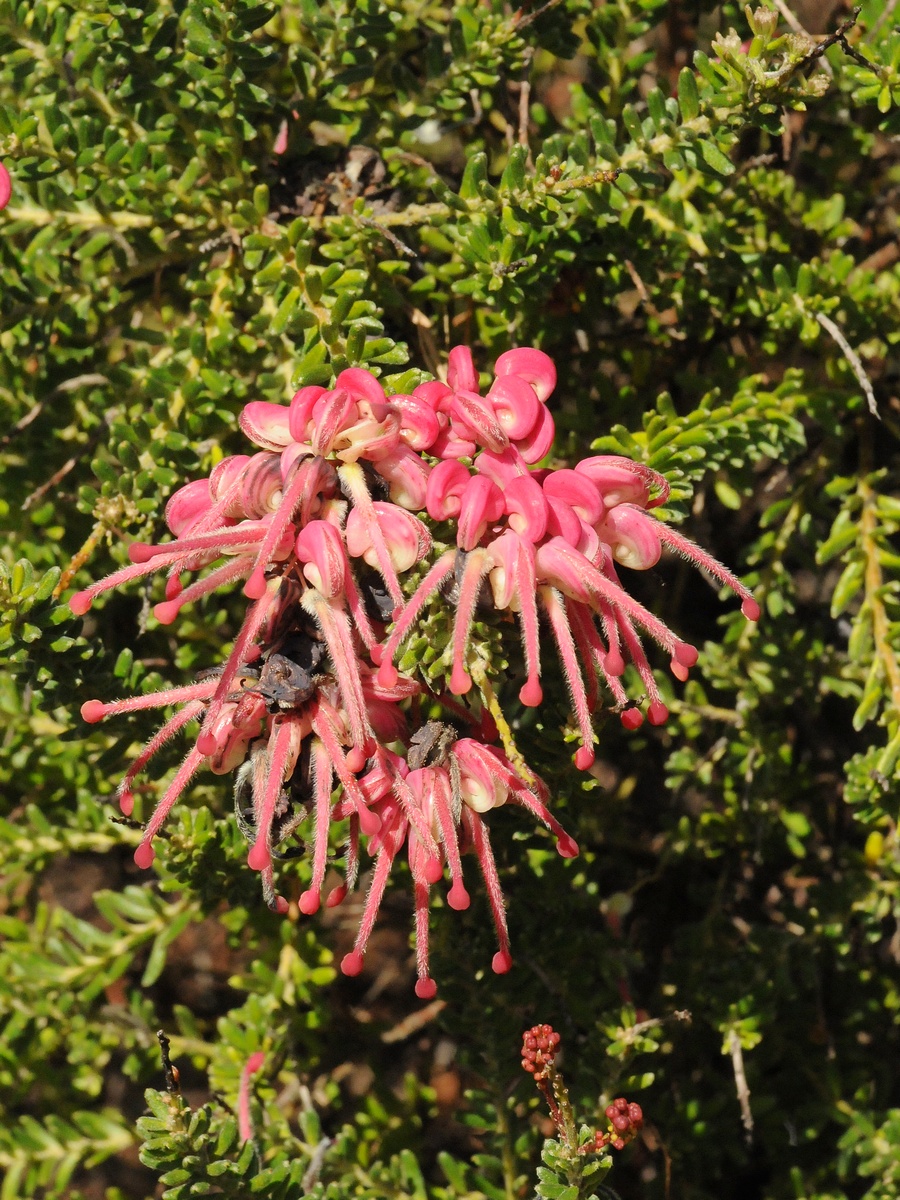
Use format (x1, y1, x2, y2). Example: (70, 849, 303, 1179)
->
(72, 346, 757, 996)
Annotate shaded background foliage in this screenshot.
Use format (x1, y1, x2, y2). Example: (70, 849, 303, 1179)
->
(1, 0, 900, 1197)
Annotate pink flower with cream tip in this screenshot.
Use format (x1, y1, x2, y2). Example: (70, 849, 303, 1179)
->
(72, 347, 758, 995)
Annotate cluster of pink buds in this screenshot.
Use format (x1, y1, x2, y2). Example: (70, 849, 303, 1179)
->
(72, 345, 757, 995)
(590, 1098, 645, 1153)
(521, 1023, 562, 1080)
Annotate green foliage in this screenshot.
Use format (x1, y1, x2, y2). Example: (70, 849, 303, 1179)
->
(3, 1, 900, 1199)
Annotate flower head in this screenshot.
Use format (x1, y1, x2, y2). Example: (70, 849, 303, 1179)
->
(72, 350, 757, 995)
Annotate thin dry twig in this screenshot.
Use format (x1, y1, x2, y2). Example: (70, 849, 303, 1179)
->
(813, 309, 880, 418)
(513, 0, 564, 31)
(727, 1030, 754, 1142)
(358, 215, 417, 258)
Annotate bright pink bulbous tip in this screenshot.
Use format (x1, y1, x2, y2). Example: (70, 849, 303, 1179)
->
(273, 895, 290, 915)
(557, 834, 579, 859)
(341, 950, 364, 977)
(450, 665, 472, 696)
(620, 707, 644, 731)
(742, 597, 761, 621)
(674, 642, 699, 668)
(153, 600, 181, 625)
(128, 543, 154, 564)
(248, 840, 271, 871)
(605, 650, 625, 676)
(448, 882, 471, 911)
(119, 791, 135, 817)
(346, 744, 371, 773)
(326, 884, 348, 908)
(358, 806, 381, 836)
(424, 857, 443, 885)
(647, 701, 669, 726)
(299, 890, 321, 915)
(574, 746, 595, 771)
(81, 700, 106, 724)
(415, 977, 438, 1000)
(196, 731, 218, 756)
(492, 950, 513, 975)
(70, 591, 93, 616)
(376, 661, 398, 689)
(243, 572, 267, 600)
(519, 679, 543, 707)
(134, 842, 155, 869)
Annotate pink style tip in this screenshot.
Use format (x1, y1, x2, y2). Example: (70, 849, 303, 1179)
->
(574, 746, 595, 771)
(326, 884, 348, 908)
(134, 843, 155, 869)
(519, 679, 543, 707)
(153, 600, 181, 625)
(415, 977, 438, 1000)
(298, 890, 321, 915)
(647, 701, 669, 725)
(620, 707, 644, 731)
(556, 834, 580, 859)
(492, 950, 513, 975)
(341, 950, 364, 977)
(81, 700, 107, 724)
(247, 840, 271, 871)
(742, 597, 761, 621)
(673, 641, 699, 668)
(69, 591, 93, 616)
(448, 881, 471, 911)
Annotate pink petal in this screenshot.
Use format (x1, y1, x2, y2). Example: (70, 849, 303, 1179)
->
(374, 446, 430, 511)
(493, 347, 556, 402)
(311, 389, 356, 457)
(575, 456, 670, 509)
(474, 446, 530, 487)
(598, 505, 663, 570)
(503, 474, 548, 542)
(457, 476, 504, 551)
(389, 393, 441, 451)
(447, 346, 478, 392)
(449, 389, 509, 453)
(165, 478, 214, 537)
(345, 501, 431, 574)
(516, 403, 555, 463)
(426, 460, 472, 521)
(542, 469, 605, 524)
(487, 374, 541, 439)
(239, 401, 293, 451)
(295, 519, 348, 598)
(288, 385, 327, 442)
(335, 366, 386, 406)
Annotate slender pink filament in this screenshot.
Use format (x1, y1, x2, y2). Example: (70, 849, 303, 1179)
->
(248, 718, 296, 871)
(375, 551, 456, 685)
(300, 739, 333, 914)
(134, 745, 206, 868)
(117, 700, 204, 816)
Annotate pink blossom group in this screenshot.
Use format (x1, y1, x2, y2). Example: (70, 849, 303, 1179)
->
(72, 345, 758, 995)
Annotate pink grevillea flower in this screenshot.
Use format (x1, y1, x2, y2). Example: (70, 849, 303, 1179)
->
(74, 344, 757, 996)
(324, 722, 579, 999)
(377, 367, 759, 768)
(427, 345, 558, 464)
(0, 163, 10, 211)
